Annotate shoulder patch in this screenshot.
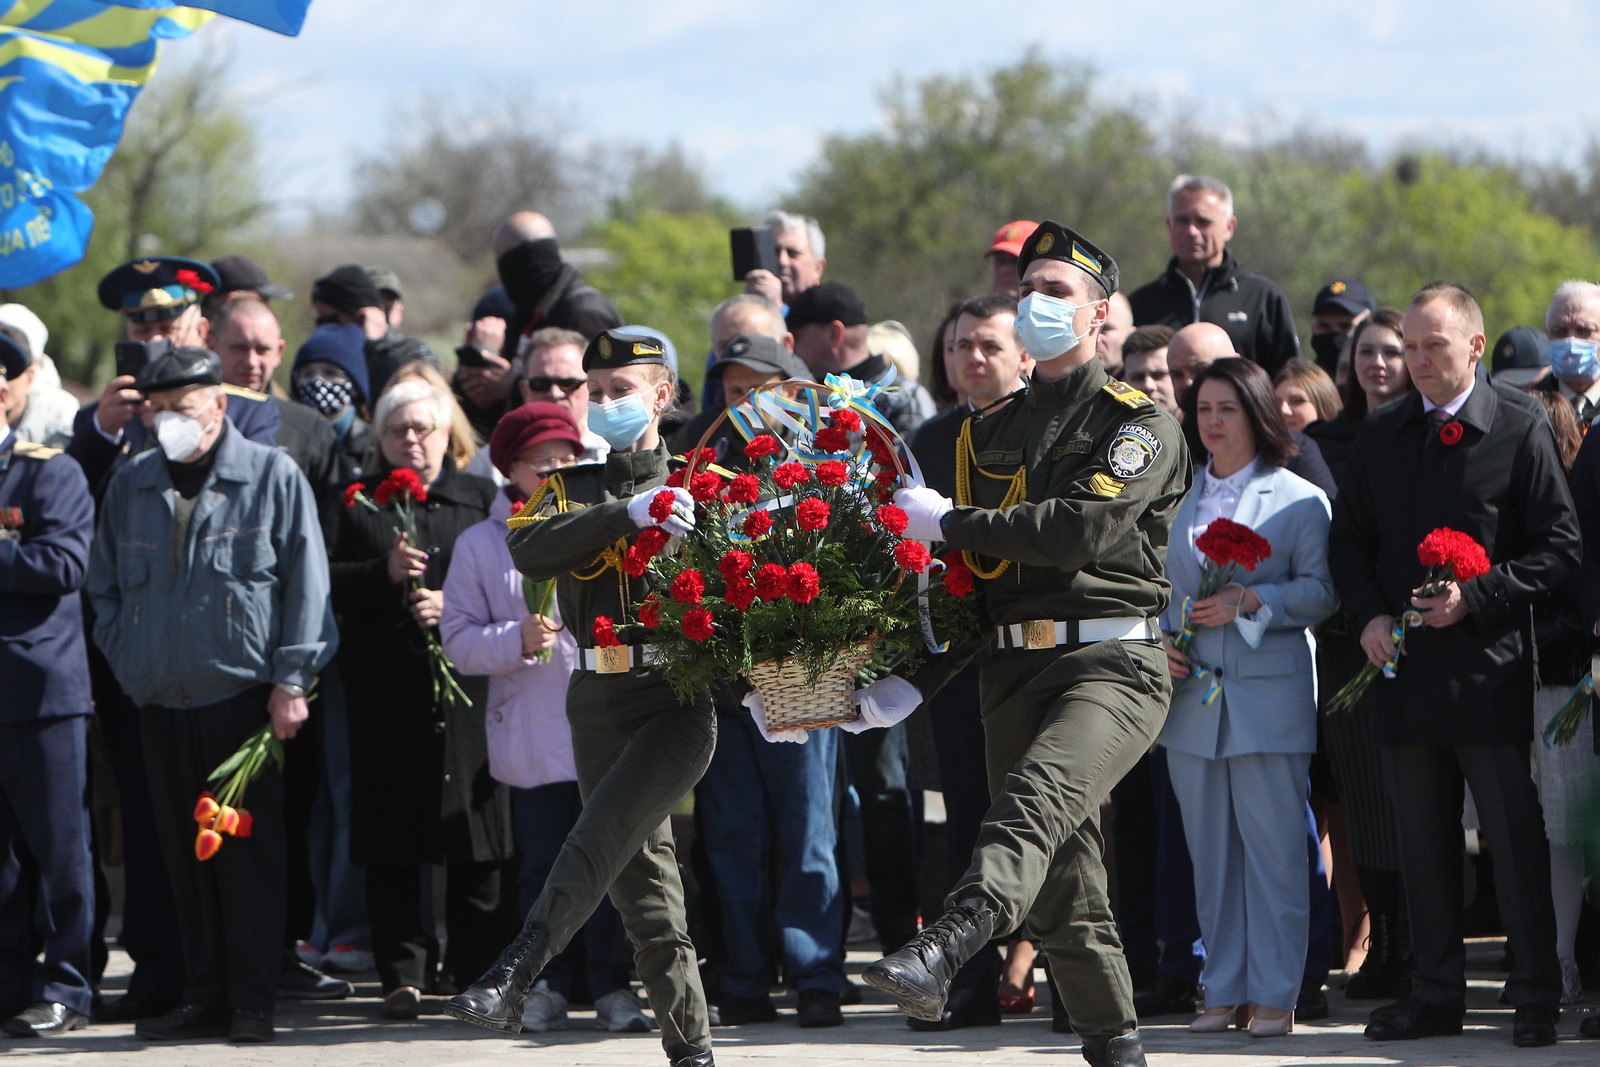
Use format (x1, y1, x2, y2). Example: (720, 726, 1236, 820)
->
(1102, 380, 1153, 409)
(1087, 471, 1125, 498)
(221, 383, 270, 402)
(1107, 423, 1162, 479)
(12, 440, 61, 460)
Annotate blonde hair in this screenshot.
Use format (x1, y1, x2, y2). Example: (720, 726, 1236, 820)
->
(375, 363, 479, 469)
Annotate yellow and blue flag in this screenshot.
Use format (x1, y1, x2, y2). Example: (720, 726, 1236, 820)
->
(0, 1, 311, 288)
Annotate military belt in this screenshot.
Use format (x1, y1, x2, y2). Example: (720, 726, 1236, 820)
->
(576, 643, 663, 674)
(995, 617, 1160, 651)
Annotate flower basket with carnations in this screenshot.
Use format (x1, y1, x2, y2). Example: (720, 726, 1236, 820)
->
(192, 723, 282, 860)
(1171, 517, 1273, 705)
(1325, 526, 1491, 714)
(345, 469, 471, 708)
(638, 378, 979, 730)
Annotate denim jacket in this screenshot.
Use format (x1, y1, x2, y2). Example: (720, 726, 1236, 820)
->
(88, 420, 337, 708)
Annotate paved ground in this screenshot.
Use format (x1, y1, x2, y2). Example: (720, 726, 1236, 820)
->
(6, 945, 1598, 1066)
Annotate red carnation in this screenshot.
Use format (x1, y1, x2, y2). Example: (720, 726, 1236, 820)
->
(1194, 517, 1272, 572)
(797, 497, 831, 531)
(726, 579, 757, 612)
(875, 504, 910, 536)
(635, 527, 670, 556)
(718, 549, 755, 583)
(343, 483, 362, 509)
(894, 540, 933, 574)
(665, 467, 686, 488)
(592, 616, 621, 649)
(175, 268, 214, 295)
(689, 471, 724, 503)
(682, 606, 715, 642)
(815, 460, 850, 486)
(814, 426, 851, 453)
(864, 427, 897, 467)
(638, 595, 662, 629)
(622, 545, 650, 577)
(648, 489, 678, 522)
(785, 562, 821, 604)
(743, 509, 773, 538)
(725, 473, 760, 504)
(682, 447, 717, 467)
(830, 409, 862, 432)
(1416, 527, 1491, 581)
(773, 462, 810, 490)
(875, 470, 899, 500)
(754, 562, 788, 601)
(671, 569, 706, 605)
(942, 556, 975, 598)
(744, 434, 781, 460)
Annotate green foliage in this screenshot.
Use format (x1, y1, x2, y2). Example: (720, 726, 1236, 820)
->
(585, 211, 734, 398)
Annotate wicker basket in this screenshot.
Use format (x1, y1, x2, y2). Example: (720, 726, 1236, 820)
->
(747, 643, 875, 732)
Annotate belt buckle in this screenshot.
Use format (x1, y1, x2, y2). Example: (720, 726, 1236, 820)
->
(595, 646, 631, 674)
(1020, 619, 1055, 650)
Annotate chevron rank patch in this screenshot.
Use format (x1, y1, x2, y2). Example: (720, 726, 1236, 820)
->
(1087, 472, 1125, 498)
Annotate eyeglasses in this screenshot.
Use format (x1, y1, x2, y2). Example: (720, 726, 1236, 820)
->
(523, 376, 587, 395)
(382, 423, 439, 441)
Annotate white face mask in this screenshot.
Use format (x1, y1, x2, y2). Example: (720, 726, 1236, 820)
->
(153, 409, 209, 462)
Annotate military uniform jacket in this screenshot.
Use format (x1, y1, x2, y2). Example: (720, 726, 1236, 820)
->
(507, 443, 709, 715)
(916, 359, 1190, 693)
(1328, 378, 1580, 745)
(0, 431, 93, 722)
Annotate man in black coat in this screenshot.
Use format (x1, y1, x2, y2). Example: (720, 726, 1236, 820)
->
(1329, 282, 1578, 1049)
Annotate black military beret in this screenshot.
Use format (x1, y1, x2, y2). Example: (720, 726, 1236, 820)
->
(98, 256, 220, 322)
(135, 346, 223, 394)
(1015, 221, 1119, 297)
(0, 332, 29, 380)
(583, 328, 670, 372)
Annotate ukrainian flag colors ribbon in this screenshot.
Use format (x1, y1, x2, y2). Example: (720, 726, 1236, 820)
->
(1175, 596, 1222, 707)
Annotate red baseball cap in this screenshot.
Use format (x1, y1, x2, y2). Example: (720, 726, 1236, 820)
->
(987, 219, 1039, 259)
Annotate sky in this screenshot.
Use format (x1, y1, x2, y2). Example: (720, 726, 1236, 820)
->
(200, 1, 1600, 224)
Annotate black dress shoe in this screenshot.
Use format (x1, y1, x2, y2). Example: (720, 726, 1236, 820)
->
(862, 899, 998, 1023)
(93, 992, 176, 1023)
(906, 987, 1001, 1031)
(228, 1009, 274, 1043)
(713, 994, 775, 1025)
(2, 1002, 89, 1037)
(1580, 1012, 1600, 1038)
(1081, 1030, 1148, 1067)
(278, 953, 353, 1000)
(1511, 1004, 1558, 1048)
(1130, 976, 1199, 1018)
(1363, 997, 1463, 1041)
(443, 921, 551, 1034)
(135, 1002, 230, 1041)
(839, 978, 863, 1005)
(796, 989, 842, 1028)
(1296, 978, 1329, 1021)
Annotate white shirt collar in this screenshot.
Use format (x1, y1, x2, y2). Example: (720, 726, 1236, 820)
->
(1421, 378, 1475, 419)
(1201, 457, 1257, 495)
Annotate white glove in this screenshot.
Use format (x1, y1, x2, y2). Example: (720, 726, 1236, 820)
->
(839, 675, 923, 734)
(893, 486, 953, 542)
(627, 486, 696, 538)
(742, 689, 808, 744)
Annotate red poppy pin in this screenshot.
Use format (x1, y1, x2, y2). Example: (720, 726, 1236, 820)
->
(1439, 420, 1464, 446)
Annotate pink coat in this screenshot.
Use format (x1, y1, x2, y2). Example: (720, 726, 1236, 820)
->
(441, 493, 577, 790)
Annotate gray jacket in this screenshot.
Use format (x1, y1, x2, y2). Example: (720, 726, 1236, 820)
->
(88, 420, 337, 709)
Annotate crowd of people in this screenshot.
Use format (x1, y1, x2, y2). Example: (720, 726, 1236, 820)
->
(2, 175, 1599, 1067)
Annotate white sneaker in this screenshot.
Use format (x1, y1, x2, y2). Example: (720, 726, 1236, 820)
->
(293, 940, 323, 968)
(521, 982, 569, 1032)
(594, 988, 654, 1032)
(323, 944, 375, 973)
(1562, 956, 1584, 1006)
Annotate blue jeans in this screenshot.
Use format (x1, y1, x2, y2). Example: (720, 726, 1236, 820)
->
(510, 781, 628, 1000)
(697, 710, 843, 996)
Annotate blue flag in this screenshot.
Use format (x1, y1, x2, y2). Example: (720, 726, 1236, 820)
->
(102, 1, 310, 37)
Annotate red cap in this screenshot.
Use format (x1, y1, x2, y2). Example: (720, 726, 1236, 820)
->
(986, 219, 1039, 259)
(490, 402, 582, 478)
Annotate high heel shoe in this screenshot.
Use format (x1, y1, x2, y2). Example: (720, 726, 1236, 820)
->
(997, 983, 1035, 1014)
(1189, 1005, 1243, 1032)
(1248, 1005, 1293, 1038)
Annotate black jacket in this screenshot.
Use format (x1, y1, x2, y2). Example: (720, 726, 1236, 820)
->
(1128, 250, 1301, 375)
(1329, 378, 1580, 744)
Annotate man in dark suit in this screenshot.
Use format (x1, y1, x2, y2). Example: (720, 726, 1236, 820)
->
(1330, 281, 1578, 1049)
(0, 334, 96, 1037)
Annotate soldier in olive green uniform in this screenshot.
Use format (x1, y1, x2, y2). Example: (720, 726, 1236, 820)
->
(445, 330, 714, 1067)
(856, 224, 1189, 1067)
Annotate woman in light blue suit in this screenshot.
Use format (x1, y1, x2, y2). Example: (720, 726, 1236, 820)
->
(1159, 358, 1337, 1038)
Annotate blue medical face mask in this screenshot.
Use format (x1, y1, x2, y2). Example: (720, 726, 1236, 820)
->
(588, 393, 652, 450)
(1015, 291, 1089, 361)
(1550, 337, 1600, 381)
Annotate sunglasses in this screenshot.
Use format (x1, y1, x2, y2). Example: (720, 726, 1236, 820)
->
(523, 375, 587, 394)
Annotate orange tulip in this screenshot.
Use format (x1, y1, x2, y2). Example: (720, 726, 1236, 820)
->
(195, 828, 223, 861)
(193, 794, 219, 824)
(235, 809, 254, 838)
(215, 806, 241, 836)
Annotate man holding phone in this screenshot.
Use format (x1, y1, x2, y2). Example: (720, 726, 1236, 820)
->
(737, 211, 826, 310)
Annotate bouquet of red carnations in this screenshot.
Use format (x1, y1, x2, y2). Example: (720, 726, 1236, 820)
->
(1171, 517, 1272, 705)
(345, 469, 471, 708)
(1325, 526, 1490, 714)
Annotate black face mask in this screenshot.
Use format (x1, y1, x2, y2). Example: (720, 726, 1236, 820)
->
(1310, 330, 1348, 369)
(496, 238, 564, 306)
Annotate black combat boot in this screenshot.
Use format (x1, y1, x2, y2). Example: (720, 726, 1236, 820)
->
(443, 922, 551, 1033)
(1080, 1030, 1148, 1067)
(862, 899, 997, 1022)
(667, 1045, 715, 1066)
(1345, 910, 1412, 1001)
